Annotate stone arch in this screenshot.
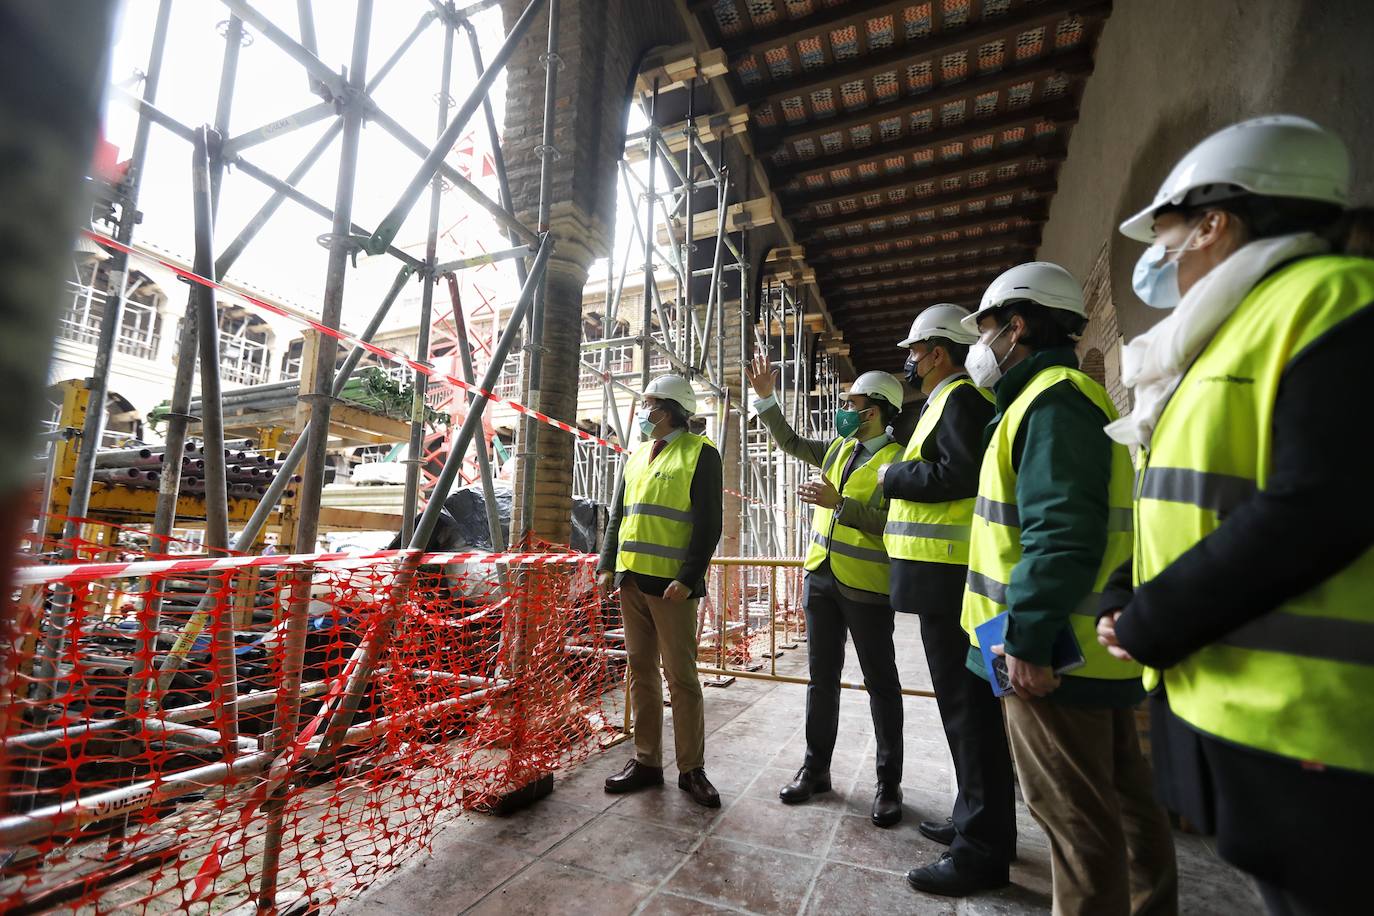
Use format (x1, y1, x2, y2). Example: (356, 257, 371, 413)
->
(1076, 239, 1128, 412)
(1080, 347, 1106, 387)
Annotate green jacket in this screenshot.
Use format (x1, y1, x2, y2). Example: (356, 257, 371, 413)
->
(964, 347, 1144, 708)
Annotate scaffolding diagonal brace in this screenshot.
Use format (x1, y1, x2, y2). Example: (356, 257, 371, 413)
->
(368, 0, 547, 254)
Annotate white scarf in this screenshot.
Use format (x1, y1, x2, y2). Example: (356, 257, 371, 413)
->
(1105, 232, 1329, 448)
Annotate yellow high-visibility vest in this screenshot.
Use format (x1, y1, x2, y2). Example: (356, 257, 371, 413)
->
(884, 377, 993, 565)
(804, 436, 903, 594)
(1135, 255, 1374, 773)
(616, 432, 711, 580)
(961, 365, 1140, 681)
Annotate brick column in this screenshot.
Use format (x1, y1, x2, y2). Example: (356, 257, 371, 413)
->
(499, 0, 688, 543)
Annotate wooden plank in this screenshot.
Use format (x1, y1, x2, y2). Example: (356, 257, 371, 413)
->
(634, 45, 728, 95)
(625, 107, 750, 162)
(328, 403, 411, 441)
(316, 506, 404, 532)
(654, 195, 778, 245)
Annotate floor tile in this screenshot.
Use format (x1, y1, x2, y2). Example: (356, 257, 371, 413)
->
(708, 795, 840, 857)
(446, 798, 600, 857)
(826, 811, 946, 876)
(636, 890, 751, 915)
(552, 753, 630, 811)
(346, 838, 534, 915)
(664, 836, 819, 916)
(802, 861, 956, 916)
(465, 860, 650, 916)
(546, 814, 695, 885)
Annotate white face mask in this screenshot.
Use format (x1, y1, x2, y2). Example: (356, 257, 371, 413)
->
(1132, 221, 1205, 309)
(966, 322, 1015, 388)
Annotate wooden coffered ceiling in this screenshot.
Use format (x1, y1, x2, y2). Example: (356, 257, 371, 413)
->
(687, 0, 1111, 370)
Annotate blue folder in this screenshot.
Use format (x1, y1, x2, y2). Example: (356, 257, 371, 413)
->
(974, 611, 1086, 697)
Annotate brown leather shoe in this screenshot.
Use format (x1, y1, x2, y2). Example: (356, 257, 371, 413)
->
(604, 759, 664, 794)
(677, 768, 721, 808)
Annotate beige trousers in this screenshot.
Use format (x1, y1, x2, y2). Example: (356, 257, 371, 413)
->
(1003, 695, 1179, 916)
(620, 579, 705, 773)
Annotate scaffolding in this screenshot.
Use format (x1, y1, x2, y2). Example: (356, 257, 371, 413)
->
(572, 80, 844, 559)
(11, 0, 852, 905)
(15, 0, 566, 908)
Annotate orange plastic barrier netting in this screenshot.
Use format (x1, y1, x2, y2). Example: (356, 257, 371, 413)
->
(1, 538, 623, 914)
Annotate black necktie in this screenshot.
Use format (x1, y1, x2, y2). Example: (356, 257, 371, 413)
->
(839, 443, 865, 489)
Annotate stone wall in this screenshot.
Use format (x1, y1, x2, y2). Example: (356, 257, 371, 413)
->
(1040, 0, 1374, 394)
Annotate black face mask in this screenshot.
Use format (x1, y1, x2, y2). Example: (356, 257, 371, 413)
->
(903, 350, 930, 385)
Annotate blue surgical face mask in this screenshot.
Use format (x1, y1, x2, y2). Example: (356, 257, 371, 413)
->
(1132, 222, 1204, 309)
(636, 406, 658, 438)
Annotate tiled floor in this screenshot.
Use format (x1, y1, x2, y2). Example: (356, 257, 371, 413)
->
(345, 614, 1262, 915)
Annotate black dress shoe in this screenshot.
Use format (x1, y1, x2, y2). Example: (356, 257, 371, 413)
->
(678, 768, 721, 808)
(871, 783, 903, 827)
(919, 817, 956, 846)
(604, 759, 664, 794)
(905, 853, 1010, 898)
(778, 767, 831, 804)
(919, 817, 1018, 861)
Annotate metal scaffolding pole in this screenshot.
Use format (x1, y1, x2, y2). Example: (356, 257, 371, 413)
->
(290, 0, 371, 557)
(402, 11, 457, 543)
(257, 2, 370, 902)
(188, 125, 239, 749)
(514, 0, 560, 544)
(60, 0, 174, 557)
(640, 82, 658, 394)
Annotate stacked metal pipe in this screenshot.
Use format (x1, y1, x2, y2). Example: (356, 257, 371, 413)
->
(89, 440, 298, 501)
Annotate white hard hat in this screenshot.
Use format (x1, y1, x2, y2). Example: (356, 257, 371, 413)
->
(642, 374, 696, 415)
(849, 370, 905, 410)
(1119, 115, 1350, 242)
(898, 303, 978, 348)
(961, 262, 1085, 330)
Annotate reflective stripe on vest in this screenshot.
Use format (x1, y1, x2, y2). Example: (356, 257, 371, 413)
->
(616, 433, 711, 579)
(1135, 255, 1374, 773)
(803, 436, 904, 594)
(960, 365, 1141, 682)
(883, 377, 993, 566)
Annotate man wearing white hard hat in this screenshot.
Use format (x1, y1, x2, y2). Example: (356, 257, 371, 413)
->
(1096, 115, 1374, 915)
(877, 305, 1016, 896)
(598, 374, 724, 808)
(957, 262, 1177, 914)
(744, 356, 907, 827)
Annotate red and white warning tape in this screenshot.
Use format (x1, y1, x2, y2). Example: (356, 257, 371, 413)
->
(83, 232, 626, 454)
(11, 547, 597, 587)
(82, 232, 768, 506)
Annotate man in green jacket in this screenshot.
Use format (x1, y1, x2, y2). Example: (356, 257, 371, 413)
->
(953, 263, 1177, 915)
